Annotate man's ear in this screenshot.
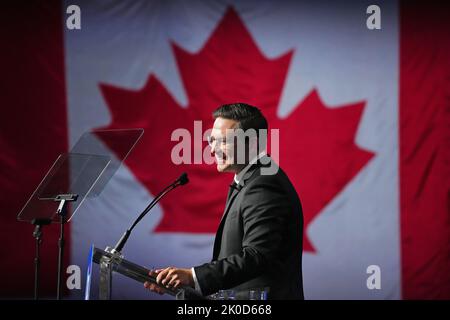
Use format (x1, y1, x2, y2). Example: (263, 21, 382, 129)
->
(248, 135, 259, 159)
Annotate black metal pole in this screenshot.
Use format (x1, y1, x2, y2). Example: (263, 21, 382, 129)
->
(31, 219, 51, 301)
(33, 225, 42, 300)
(56, 214, 65, 300)
(54, 194, 77, 300)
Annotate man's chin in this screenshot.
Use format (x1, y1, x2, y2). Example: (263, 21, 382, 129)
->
(216, 163, 233, 172)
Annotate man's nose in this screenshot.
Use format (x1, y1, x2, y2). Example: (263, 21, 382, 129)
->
(210, 141, 217, 156)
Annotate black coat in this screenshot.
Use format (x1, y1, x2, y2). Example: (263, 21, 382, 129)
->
(194, 156, 304, 300)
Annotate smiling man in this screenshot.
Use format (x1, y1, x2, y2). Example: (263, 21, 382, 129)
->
(145, 103, 304, 300)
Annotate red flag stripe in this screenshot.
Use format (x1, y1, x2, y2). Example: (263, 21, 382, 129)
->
(0, 1, 69, 297)
(400, 1, 450, 299)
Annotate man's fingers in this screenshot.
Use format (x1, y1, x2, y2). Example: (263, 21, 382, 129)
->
(151, 283, 164, 294)
(159, 267, 175, 285)
(156, 267, 171, 285)
(173, 280, 181, 288)
(156, 283, 167, 295)
(146, 267, 188, 293)
(149, 269, 159, 278)
(155, 269, 167, 284)
(167, 274, 179, 287)
(147, 270, 162, 292)
(164, 269, 177, 286)
(149, 268, 163, 278)
(144, 281, 164, 294)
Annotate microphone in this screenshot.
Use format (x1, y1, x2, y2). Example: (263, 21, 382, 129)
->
(112, 172, 189, 253)
(177, 172, 189, 186)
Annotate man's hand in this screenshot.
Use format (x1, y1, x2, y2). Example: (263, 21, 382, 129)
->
(144, 267, 194, 295)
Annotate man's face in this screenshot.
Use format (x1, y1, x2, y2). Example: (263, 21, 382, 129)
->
(209, 117, 240, 173)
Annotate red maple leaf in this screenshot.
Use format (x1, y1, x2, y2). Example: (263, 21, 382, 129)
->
(97, 7, 374, 252)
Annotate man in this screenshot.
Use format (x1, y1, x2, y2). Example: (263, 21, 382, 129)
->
(145, 103, 304, 299)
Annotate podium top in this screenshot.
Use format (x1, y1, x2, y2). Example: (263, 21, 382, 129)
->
(90, 247, 205, 300)
(17, 129, 143, 223)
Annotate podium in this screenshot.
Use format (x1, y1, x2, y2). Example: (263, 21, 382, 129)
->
(86, 246, 205, 300)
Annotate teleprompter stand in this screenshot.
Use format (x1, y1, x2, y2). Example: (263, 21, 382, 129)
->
(17, 129, 144, 299)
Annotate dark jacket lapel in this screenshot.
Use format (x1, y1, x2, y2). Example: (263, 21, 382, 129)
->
(212, 162, 265, 260)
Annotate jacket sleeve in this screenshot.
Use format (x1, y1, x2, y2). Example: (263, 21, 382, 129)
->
(193, 176, 291, 296)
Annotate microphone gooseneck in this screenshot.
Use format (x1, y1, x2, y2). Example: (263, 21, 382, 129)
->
(113, 173, 189, 253)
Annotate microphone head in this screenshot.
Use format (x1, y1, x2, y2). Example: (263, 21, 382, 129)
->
(178, 172, 189, 185)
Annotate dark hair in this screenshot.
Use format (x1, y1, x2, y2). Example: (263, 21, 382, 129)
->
(212, 103, 268, 132)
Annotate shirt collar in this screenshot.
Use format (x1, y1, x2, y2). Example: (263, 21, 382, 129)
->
(233, 152, 266, 186)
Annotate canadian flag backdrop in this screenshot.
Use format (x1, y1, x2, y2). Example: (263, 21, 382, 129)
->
(1, 0, 449, 299)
